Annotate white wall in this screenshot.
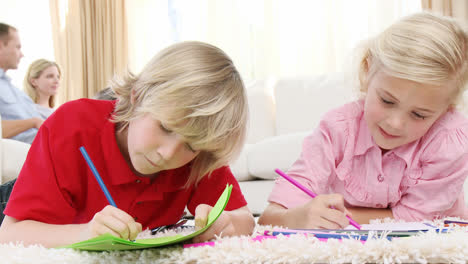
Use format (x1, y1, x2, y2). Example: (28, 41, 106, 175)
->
(0, 0, 55, 90)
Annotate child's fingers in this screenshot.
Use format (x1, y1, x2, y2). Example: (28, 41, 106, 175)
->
(127, 222, 143, 241)
(194, 204, 211, 231)
(93, 224, 122, 238)
(323, 194, 346, 212)
(90, 205, 141, 240)
(315, 217, 343, 230)
(107, 206, 143, 239)
(193, 204, 225, 243)
(320, 194, 352, 228)
(92, 210, 130, 239)
(192, 212, 234, 243)
(301, 194, 349, 229)
(321, 208, 350, 229)
(105, 206, 133, 239)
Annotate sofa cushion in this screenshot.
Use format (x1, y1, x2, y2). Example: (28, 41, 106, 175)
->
(274, 74, 356, 136)
(229, 144, 256, 182)
(245, 80, 276, 144)
(1, 139, 30, 183)
(248, 131, 308, 180)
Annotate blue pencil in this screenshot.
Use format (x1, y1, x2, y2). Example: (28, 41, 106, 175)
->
(79, 146, 117, 207)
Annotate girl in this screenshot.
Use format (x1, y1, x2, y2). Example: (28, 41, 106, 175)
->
(24, 59, 61, 119)
(259, 12, 468, 229)
(0, 41, 254, 247)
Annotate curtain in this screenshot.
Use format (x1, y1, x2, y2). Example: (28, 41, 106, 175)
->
(49, 0, 128, 104)
(422, 0, 468, 20)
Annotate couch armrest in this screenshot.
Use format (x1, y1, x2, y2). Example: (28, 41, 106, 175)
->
(1, 139, 30, 184)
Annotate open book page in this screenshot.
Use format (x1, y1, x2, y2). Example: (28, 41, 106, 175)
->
(60, 184, 233, 251)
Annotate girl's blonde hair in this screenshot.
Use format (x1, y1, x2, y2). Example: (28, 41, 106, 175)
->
(358, 12, 468, 105)
(24, 59, 61, 108)
(111, 41, 248, 187)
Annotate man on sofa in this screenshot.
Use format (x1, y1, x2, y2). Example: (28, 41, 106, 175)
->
(0, 22, 43, 144)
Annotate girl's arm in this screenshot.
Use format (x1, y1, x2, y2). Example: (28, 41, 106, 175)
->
(258, 194, 350, 229)
(191, 205, 255, 243)
(346, 207, 393, 224)
(392, 124, 468, 221)
(0, 205, 142, 248)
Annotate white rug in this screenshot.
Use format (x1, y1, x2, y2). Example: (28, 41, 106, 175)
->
(1, 220, 468, 264)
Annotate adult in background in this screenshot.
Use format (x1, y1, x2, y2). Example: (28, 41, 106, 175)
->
(24, 59, 61, 119)
(0, 23, 43, 144)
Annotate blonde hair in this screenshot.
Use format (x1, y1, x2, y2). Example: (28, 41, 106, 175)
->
(358, 12, 468, 105)
(111, 41, 248, 187)
(24, 59, 61, 108)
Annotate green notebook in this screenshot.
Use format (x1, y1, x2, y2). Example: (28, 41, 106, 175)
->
(61, 184, 233, 251)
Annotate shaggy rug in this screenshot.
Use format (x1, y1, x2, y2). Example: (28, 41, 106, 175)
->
(1, 219, 468, 264)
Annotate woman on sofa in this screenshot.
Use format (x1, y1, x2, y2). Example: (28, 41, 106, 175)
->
(259, 12, 468, 229)
(24, 59, 61, 119)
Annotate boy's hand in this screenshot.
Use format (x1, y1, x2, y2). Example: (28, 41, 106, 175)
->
(84, 205, 142, 241)
(289, 193, 351, 229)
(192, 204, 235, 243)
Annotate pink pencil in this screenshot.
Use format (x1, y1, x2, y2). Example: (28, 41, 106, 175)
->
(275, 168, 361, 230)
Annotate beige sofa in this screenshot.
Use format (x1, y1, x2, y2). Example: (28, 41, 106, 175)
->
(0, 118, 30, 184)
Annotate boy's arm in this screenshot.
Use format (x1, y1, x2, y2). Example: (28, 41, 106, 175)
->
(258, 194, 350, 229)
(0, 216, 89, 248)
(2, 118, 43, 138)
(0, 205, 142, 248)
(191, 205, 255, 243)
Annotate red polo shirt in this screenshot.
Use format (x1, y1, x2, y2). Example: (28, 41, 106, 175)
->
(5, 99, 247, 229)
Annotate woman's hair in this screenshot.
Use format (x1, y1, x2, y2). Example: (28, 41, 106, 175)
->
(110, 41, 248, 187)
(357, 12, 468, 105)
(24, 59, 61, 108)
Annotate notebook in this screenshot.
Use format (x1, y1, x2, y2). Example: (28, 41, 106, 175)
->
(264, 221, 443, 240)
(61, 184, 232, 251)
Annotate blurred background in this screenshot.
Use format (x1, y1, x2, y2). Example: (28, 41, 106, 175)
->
(1, 0, 465, 106)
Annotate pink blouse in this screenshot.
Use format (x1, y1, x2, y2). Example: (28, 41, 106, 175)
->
(268, 100, 468, 221)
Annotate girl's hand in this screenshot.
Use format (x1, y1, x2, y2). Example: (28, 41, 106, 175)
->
(192, 204, 254, 243)
(288, 193, 351, 229)
(83, 205, 142, 241)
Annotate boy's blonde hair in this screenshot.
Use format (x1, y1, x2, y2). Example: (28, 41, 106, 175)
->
(358, 12, 468, 105)
(111, 41, 248, 187)
(24, 59, 61, 108)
